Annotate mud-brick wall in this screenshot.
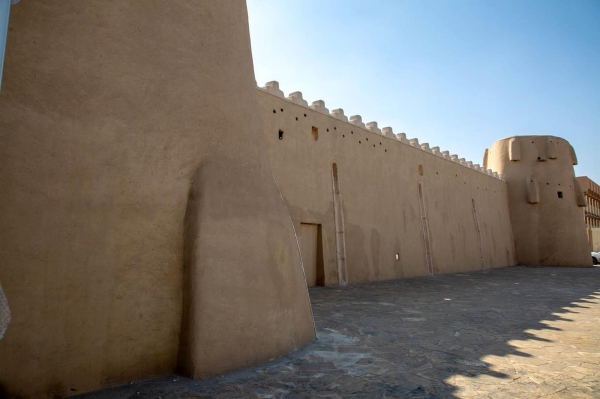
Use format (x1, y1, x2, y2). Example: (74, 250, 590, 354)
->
(0, 2, 314, 398)
(258, 89, 517, 286)
(486, 136, 590, 267)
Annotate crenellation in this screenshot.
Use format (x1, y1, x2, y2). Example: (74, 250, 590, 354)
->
(381, 127, 396, 138)
(349, 115, 366, 128)
(257, 83, 513, 181)
(331, 108, 348, 121)
(396, 133, 410, 143)
(366, 121, 382, 135)
(262, 81, 284, 98)
(311, 100, 329, 114)
(255, 87, 519, 181)
(287, 91, 309, 107)
(409, 138, 421, 148)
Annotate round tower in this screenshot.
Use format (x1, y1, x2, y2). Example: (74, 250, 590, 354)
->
(485, 136, 590, 267)
(0, 1, 315, 397)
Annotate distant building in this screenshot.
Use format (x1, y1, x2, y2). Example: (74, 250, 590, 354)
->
(576, 176, 600, 229)
(576, 176, 600, 251)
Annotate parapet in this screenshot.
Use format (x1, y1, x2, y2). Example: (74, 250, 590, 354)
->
(311, 100, 329, 114)
(258, 80, 504, 180)
(261, 81, 284, 98)
(331, 108, 348, 122)
(421, 143, 433, 153)
(381, 127, 395, 138)
(287, 91, 308, 107)
(366, 122, 382, 135)
(396, 133, 410, 144)
(349, 115, 366, 128)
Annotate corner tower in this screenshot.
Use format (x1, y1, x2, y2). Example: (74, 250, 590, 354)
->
(0, 1, 314, 397)
(485, 136, 590, 267)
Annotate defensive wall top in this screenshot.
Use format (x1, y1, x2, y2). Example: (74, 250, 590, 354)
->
(259, 81, 504, 181)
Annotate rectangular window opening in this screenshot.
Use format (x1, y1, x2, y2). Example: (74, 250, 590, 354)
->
(557, 191, 563, 199)
(278, 129, 284, 140)
(311, 126, 318, 141)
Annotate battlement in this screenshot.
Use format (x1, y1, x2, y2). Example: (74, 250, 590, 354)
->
(259, 81, 504, 181)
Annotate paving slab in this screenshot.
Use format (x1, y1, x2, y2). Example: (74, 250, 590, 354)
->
(77, 266, 600, 398)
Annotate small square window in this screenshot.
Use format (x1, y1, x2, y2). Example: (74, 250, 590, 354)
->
(557, 191, 563, 199)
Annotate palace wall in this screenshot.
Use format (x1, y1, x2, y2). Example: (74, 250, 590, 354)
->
(0, 2, 314, 398)
(0, 1, 591, 398)
(258, 85, 517, 285)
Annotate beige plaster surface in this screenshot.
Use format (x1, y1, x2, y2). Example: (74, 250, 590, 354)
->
(258, 89, 516, 285)
(486, 136, 591, 267)
(0, 1, 314, 398)
(0, 1, 592, 398)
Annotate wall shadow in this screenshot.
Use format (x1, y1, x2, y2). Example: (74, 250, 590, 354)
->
(74, 266, 600, 398)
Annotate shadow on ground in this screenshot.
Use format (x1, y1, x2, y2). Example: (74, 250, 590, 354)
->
(77, 266, 600, 398)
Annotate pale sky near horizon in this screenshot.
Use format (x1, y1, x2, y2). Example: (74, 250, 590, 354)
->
(247, 0, 599, 183)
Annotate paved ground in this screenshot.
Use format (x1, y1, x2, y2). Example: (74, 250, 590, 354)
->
(79, 267, 600, 398)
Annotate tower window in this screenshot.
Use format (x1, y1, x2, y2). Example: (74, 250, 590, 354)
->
(557, 191, 563, 199)
(278, 130, 284, 140)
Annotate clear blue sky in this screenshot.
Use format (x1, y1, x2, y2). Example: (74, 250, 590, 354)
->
(247, 0, 600, 182)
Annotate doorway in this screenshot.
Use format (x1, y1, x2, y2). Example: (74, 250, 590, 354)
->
(298, 223, 324, 287)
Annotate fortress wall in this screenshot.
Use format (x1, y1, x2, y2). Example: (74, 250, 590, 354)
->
(258, 88, 516, 284)
(0, 2, 314, 398)
(486, 136, 590, 266)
